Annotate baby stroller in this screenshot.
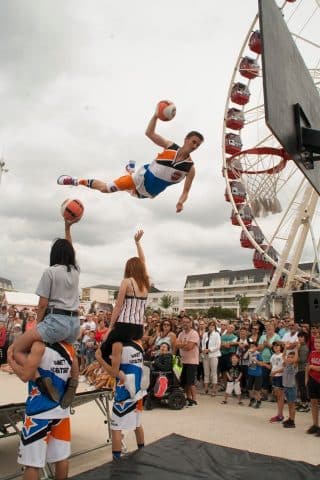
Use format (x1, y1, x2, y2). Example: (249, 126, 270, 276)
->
(144, 354, 186, 410)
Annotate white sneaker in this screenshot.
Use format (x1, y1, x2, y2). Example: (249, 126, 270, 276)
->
(124, 373, 136, 399)
(57, 175, 78, 186)
(125, 161, 136, 174)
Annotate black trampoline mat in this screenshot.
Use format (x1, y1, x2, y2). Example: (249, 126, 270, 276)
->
(71, 433, 320, 480)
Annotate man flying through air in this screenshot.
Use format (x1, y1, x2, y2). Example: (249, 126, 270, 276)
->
(57, 111, 204, 213)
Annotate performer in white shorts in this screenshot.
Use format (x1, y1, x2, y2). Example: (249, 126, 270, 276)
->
(8, 341, 74, 479)
(96, 339, 148, 461)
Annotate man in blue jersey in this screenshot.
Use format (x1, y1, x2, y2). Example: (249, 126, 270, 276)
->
(8, 341, 75, 480)
(96, 339, 149, 461)
(57, 112, 204, 213)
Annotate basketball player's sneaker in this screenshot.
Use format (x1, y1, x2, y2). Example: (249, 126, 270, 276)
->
(57, 175, 79, 186)
(125, 161, 136, 174)
(124, 373, 136, 399)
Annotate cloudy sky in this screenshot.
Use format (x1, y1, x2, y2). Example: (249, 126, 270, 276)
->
(1, 0, 310, 294)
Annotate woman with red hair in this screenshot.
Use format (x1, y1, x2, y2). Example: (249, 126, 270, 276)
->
(100, 230, 149, 363)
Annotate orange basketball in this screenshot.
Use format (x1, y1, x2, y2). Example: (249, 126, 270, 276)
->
(156, 100, 176, 121)
(61, 198, 84, 222)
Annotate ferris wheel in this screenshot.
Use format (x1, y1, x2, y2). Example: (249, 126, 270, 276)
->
(222, 0, 320, 312)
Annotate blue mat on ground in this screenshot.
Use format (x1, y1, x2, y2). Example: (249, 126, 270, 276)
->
(71, 433, 320, 480)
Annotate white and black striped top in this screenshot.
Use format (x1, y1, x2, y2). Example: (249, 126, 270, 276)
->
(117, 279, 148, 326)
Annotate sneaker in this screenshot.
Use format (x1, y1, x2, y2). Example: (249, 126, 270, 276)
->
(190, 399, 198, 406)
(248, 398, 255, 407)
(57, 175, 78, 186)
(297, 404, 310, 413)
(125, 161, 136, 174)
(269, 415, 284, 423)
(187, 399, 194, 407)
(283, 419, 295, 428)
(124, 373, 136, 399)
(254, 401, 261, 409)
(306, 425, 320, 434)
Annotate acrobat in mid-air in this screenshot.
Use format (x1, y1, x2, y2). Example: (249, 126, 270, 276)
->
(57, 101, 204, 213)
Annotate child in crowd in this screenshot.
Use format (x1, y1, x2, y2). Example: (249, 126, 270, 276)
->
(282, 348, 298, 428)
(244, 342, 263, 409)
(305, 336, 320, 435)
(221, 354, 243, 405)
(236, 327, 249, 394)
(84, 330, 98, 367)
(269, 341, 285, 423)
(296, 331, 310, 412)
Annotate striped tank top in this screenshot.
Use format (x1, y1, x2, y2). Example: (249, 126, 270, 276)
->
(133, 143, 193, 198)
(117, 279, 147, 326)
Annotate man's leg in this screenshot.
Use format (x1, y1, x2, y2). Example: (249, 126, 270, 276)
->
(311, 398, 319, 426)
(57, 175, 136, 194)
(54, 459, 69, 480)
(134, 425, 145, 449)
(112, 430, 122, 460)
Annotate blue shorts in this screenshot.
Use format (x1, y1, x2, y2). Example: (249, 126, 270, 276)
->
(37, 313, 80, 344)
(272, 376, 283, 389)
(284, 386, 297, 403)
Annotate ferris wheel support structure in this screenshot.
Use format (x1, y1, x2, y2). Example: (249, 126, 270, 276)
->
(268, 182, 319, 296)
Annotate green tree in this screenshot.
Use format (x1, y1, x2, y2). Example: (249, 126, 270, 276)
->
(160, 294, 174, 311)
(239, 295, 251, 312)
(207, 306, 236, 319)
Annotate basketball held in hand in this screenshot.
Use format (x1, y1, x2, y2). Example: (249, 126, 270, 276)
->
(156, 100, 176, 121)
(61, 198, 84, 223)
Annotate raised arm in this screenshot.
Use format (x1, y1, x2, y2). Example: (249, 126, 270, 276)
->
(134, 230, 146, 265)
(65, 219, 73, 244)
(145, 114, 172, 148)
(176, 165, 195, 213)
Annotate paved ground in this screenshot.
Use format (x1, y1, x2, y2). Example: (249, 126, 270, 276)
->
(1, 371, 319, 479)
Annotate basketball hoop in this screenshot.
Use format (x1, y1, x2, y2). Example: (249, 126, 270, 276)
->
(227, 147, 291, 217)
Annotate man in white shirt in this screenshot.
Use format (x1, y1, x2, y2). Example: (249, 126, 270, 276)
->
(282, 321, 299, 352)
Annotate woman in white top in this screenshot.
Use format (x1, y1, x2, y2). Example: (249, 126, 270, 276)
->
(201, 320, 221, 396)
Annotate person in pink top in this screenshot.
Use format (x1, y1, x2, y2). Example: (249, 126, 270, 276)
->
(176, 316, 200, 406)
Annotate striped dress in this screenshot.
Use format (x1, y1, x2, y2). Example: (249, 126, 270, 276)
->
(117, 279, 147, 326)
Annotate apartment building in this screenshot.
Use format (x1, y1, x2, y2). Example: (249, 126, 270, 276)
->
(183, 263, 316, 315)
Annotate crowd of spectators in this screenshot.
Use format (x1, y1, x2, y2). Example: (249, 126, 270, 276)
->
(1, 303, 320, 434)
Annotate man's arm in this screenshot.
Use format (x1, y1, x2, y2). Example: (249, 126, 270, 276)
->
(8, 342, 45, 382)
(176, 166, 195, 213)
(145, 114, 172, 148)
(96, 343, 125, 382)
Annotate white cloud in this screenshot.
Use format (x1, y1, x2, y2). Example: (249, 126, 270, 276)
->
(3, 0, 302, 295)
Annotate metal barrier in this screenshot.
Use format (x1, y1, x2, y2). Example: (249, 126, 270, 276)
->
(0, 389, 113, 480)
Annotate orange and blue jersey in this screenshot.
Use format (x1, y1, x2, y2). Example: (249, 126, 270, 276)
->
(112, 341, 146, 417)
(133, 143, 193, 198)
(25, 342, 75, 419)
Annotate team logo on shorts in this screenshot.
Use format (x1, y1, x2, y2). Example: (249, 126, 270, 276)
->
(171, 171, 182, 181)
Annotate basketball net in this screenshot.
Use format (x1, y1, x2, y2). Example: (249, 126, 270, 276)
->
(227, 147, 290, 218)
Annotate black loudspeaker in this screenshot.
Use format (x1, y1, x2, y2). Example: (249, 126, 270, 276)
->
(292, 290, 320, 325)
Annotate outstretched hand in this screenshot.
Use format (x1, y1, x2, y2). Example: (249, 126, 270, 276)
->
(134, 230, 144, 243)
(176, 202, 183, 213)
